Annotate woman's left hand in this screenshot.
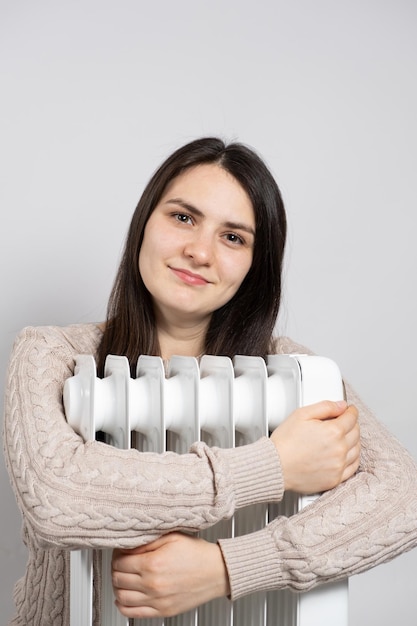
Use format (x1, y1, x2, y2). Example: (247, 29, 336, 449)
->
(111, 532, 231, 619)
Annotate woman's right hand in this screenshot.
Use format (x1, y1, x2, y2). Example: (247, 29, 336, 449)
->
(270, 400, 360, 494)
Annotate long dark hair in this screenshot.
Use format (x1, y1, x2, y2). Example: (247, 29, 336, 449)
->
(97, 137, 287, 376)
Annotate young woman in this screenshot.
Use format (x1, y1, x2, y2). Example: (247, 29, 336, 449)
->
(3, 137, 417, 625)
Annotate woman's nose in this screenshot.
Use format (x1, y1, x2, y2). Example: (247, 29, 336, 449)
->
(183, 231, 213, 265)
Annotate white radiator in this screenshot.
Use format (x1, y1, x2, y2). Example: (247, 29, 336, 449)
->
(64, 353, 348, 626)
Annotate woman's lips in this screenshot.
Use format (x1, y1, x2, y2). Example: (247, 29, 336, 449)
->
(170, 267, 210, 286)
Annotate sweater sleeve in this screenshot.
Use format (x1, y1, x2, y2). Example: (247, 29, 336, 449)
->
(2, 326, 284, 551)
(218, 355, 417, 599)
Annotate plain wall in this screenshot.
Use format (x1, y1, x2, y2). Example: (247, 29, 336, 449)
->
(1, 1, 416, 623)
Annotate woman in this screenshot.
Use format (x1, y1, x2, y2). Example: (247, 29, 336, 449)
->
(3, 137, 416, 625)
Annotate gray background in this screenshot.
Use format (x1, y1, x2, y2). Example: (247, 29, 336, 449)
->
(1, 1, 416, 623)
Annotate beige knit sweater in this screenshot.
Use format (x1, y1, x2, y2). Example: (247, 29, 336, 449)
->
(3, 323, 417, 625)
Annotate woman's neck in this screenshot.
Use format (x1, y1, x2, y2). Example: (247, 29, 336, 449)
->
(156, 321, 208, 360)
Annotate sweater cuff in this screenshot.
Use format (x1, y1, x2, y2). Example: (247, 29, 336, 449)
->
(218, 525, 286, 600)
(220, 437, 284, 509)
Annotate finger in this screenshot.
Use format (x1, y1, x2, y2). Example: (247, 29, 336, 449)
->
(341, 431, 361, 479)
(117, 533, 178, 556)
(344, 421, 361, 449)
(114, 585, 141, 611)
(341, 451, 361, 482)
(112, 571, 143, 591)
(340, 415, 360, 450)
(345, 436, 361, 467)
(299, 400, 349, 422)
(116, 541, 160, 557)
(335, 405, 359, 434)
(113, 587, 147, 607)
(112, 552, 146, 575)
(115, 600, 161, 619)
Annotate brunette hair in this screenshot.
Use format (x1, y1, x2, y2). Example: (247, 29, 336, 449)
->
(97, 137, 287, 376)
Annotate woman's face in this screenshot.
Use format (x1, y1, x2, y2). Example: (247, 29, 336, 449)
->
(139, 163, 255, 328)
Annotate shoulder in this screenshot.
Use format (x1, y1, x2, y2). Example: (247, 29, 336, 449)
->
(269, 336, 315, 356)
(10, 322, 103, 364)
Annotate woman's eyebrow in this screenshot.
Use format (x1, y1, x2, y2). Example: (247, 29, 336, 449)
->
(165, 197, 255, 236)
(166, 197, 203, 217)
(223, 220, 255, 237)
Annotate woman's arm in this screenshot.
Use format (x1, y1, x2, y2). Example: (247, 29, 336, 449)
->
(111, 384, 417, 616)
(109, 398, 360, 618)
(3, 325, 361, 561)
(219, 338, 417, 597)
(219, 382, 417, 599)
(111, 338, 417, 614)
(2, 325, 283, 550)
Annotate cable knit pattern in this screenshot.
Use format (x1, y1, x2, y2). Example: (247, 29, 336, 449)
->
(3, 324, 417, 623)
(3, 324, 284, 625)
(219, 359, 417, 599)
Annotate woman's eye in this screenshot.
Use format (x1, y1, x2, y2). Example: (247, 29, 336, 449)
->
(225, 233, 244, 245)
(174, 213, 193, 224)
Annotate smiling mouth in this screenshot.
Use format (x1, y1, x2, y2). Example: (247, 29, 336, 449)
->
(170, 267, 210, 286)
